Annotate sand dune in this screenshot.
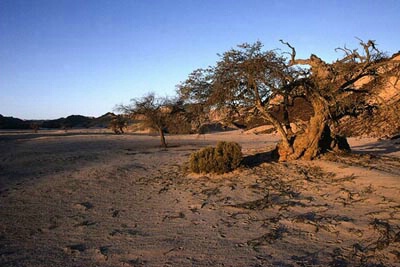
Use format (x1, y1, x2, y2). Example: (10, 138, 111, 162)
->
(0, 130, 399, 266)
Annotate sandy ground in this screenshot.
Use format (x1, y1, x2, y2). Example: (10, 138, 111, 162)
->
(0, 129, 399, 267)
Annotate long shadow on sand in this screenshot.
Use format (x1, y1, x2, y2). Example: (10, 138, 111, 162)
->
(242, 150, 276, 168)
(351, 138, 400, 156)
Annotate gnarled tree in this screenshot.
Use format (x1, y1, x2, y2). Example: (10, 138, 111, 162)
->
(178, 40, 399, 161)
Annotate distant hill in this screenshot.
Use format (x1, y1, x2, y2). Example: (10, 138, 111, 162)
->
(0, 113, 116, 130)
(89, 112, 116, 128)
(0, 114, 30, 129)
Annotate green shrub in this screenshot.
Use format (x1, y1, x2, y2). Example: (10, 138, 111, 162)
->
(189, 141, 242, 174)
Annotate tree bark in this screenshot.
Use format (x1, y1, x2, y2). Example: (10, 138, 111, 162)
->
(283, 93, 293, 136)
(274, 94, 350, 161)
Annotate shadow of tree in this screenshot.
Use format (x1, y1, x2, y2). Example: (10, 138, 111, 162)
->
(351, 139, 400, 156)
(242, 150, 276, 168)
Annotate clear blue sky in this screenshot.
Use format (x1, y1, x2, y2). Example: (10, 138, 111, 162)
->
(1, 0, 399, 119)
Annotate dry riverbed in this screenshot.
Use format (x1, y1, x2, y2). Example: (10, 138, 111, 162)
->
(0, 130, 399, 266)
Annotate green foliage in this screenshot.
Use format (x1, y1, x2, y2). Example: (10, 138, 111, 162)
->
(189, 141, 242, 174)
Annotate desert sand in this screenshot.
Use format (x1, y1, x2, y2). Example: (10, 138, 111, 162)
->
(0, 130, 399, 267)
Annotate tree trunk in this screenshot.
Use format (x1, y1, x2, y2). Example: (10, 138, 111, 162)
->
(256, 103, 291, 149)
(159, 128, 167, 148)
(283, 94, 293, 136)
(274, 95, 350, 161)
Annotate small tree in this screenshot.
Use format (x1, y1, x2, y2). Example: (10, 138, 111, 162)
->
(109, 114, 127, 134)
(30, 123, 39, 133)
(118, 93, 177, 148)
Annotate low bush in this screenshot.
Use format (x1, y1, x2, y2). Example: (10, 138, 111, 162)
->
(189, 141, 242, 174)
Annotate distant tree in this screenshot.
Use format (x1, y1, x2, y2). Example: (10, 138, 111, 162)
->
(118, 93, 180, 148)
(109, 114, 127, 134)
(30, 122, 39, 133)
(178, 40, 400, 161)
(168, 100, 210, 134)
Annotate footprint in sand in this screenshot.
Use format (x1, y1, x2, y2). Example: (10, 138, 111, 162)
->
(109, 208, 121, 218)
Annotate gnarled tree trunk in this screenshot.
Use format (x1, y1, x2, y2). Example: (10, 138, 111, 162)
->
(274, 95, 350, 161)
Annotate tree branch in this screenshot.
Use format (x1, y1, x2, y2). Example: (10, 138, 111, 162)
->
(279, 39, 296, 65)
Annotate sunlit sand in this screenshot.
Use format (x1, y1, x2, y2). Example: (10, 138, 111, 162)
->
(1, 130, 399, 266)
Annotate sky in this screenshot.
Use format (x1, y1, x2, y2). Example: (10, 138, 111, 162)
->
(1, 0, 399, 120)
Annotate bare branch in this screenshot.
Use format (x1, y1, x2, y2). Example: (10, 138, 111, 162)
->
(335, 45, 354, 56)
(279, 39, 296, 65)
